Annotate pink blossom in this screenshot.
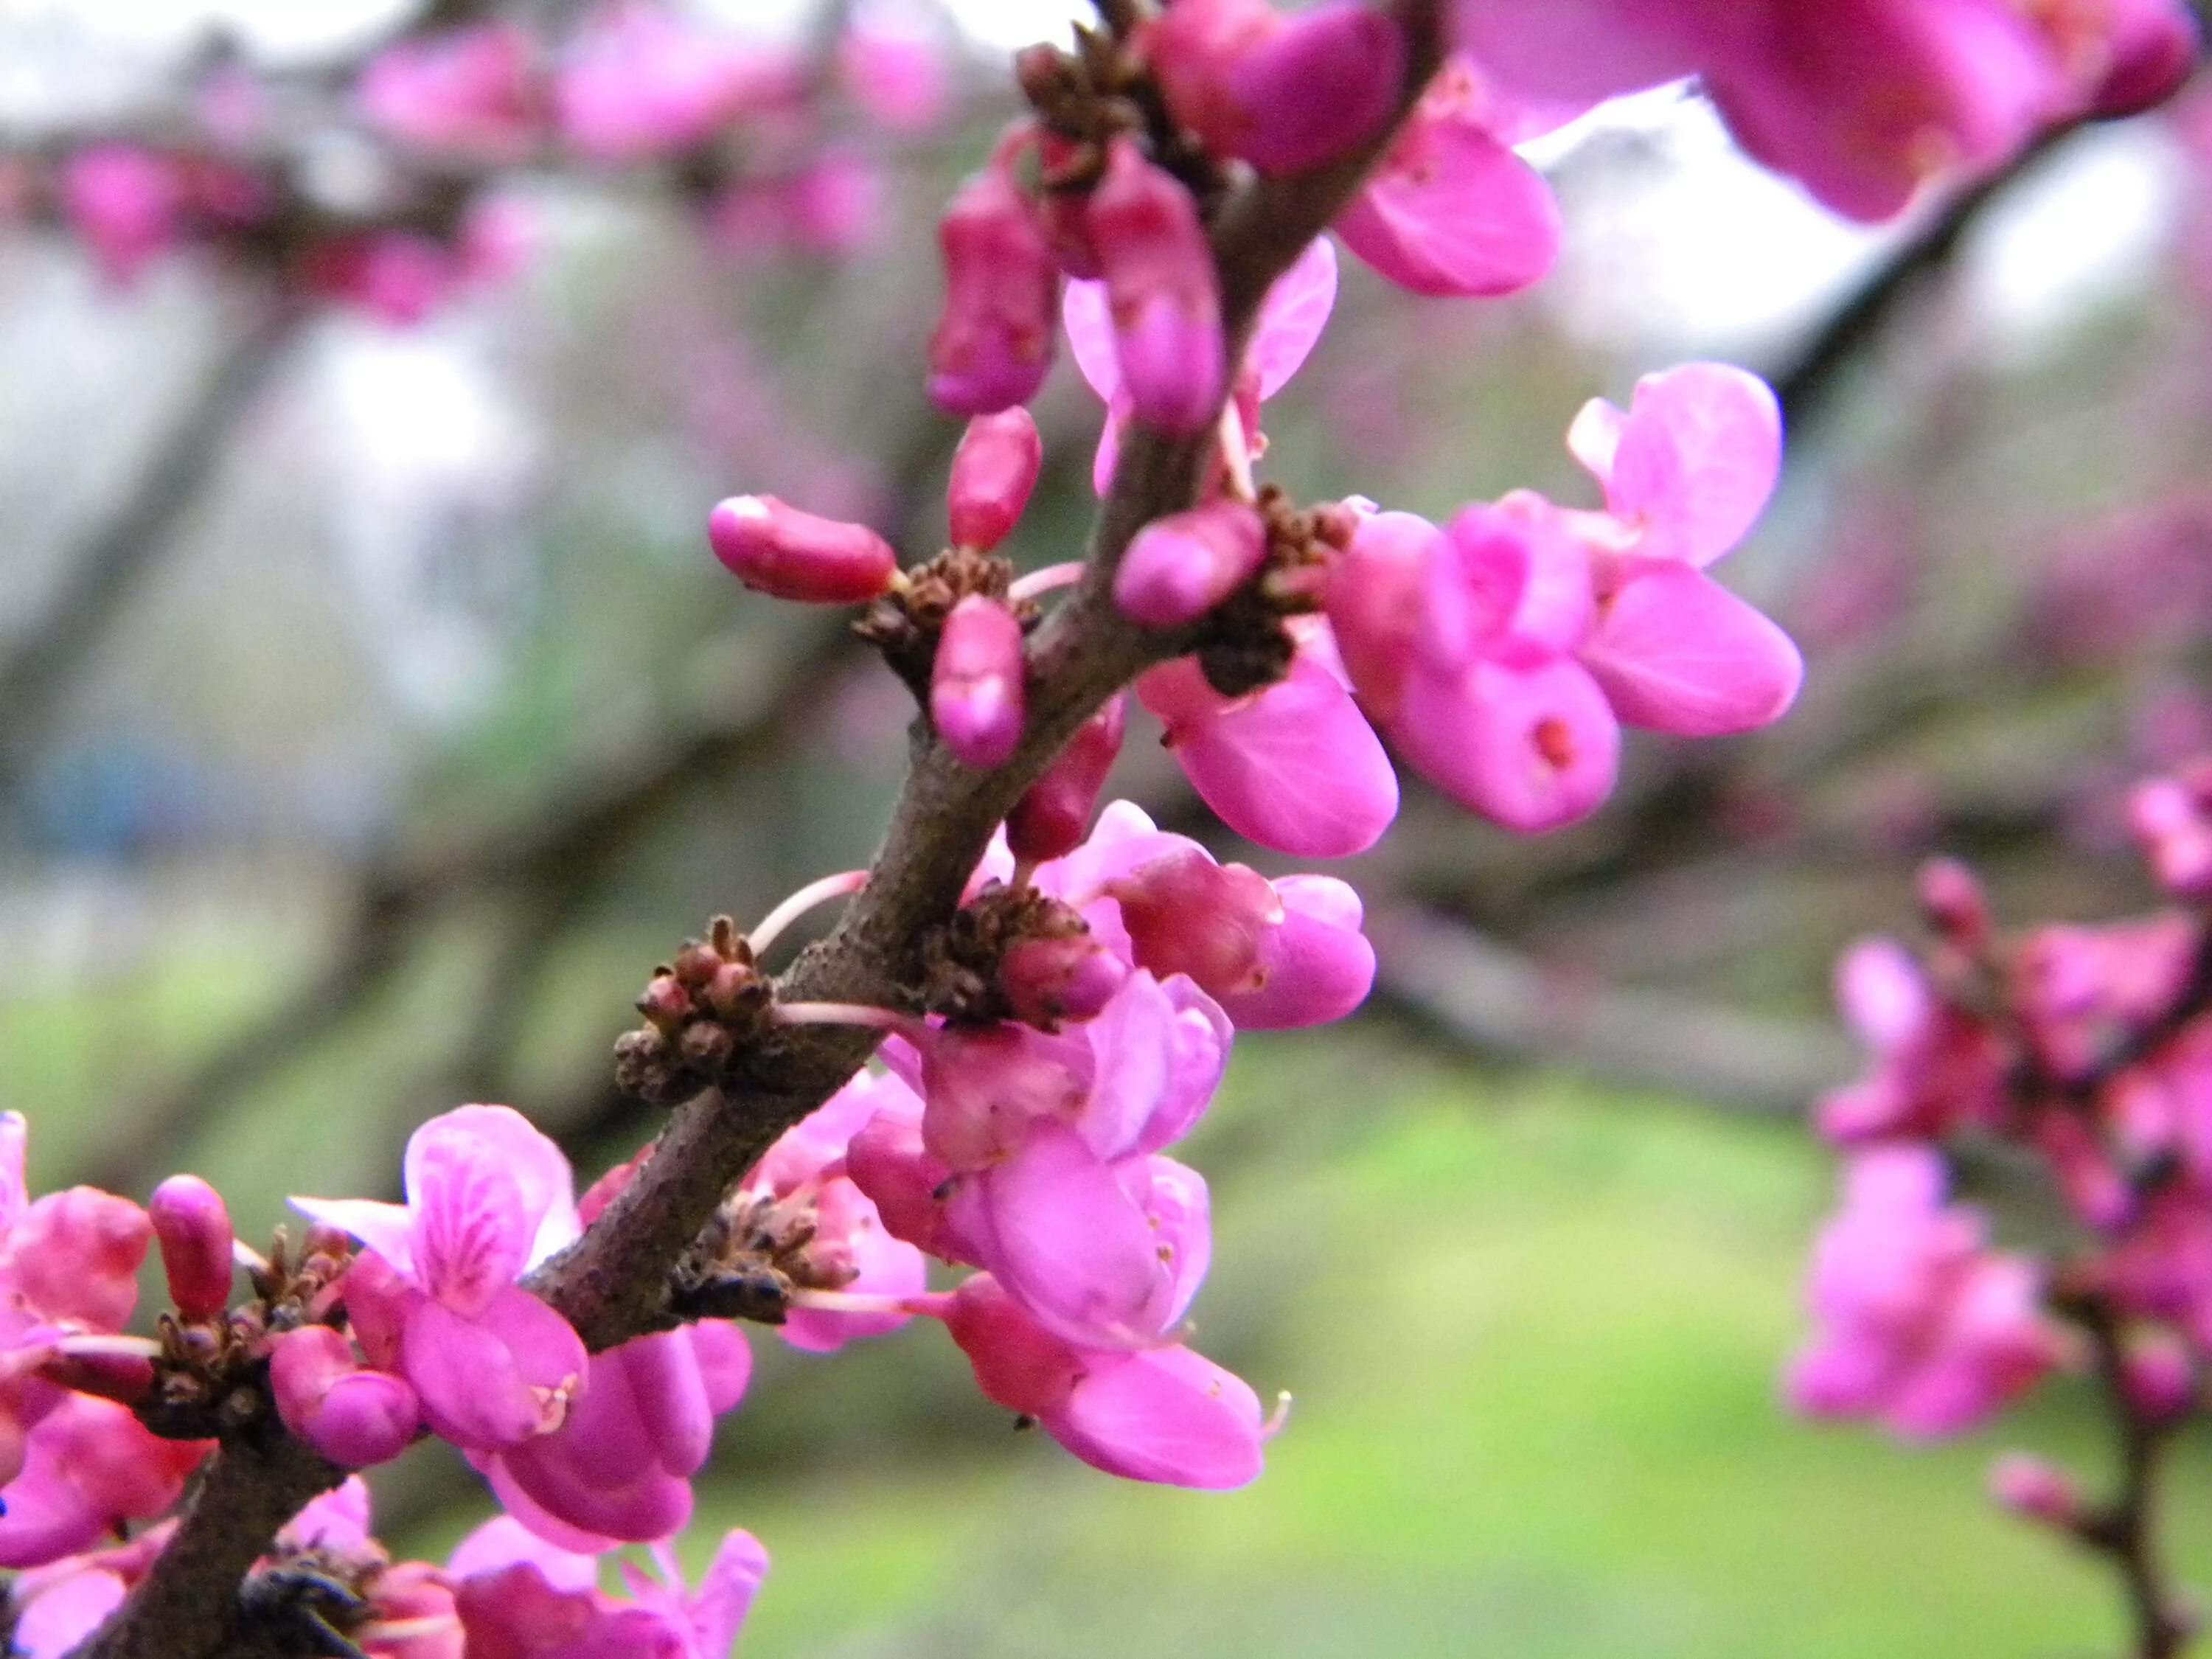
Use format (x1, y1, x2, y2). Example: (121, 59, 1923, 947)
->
(292, 1105, 587, 1455)
(932, 595, 1026, 768)
(1136, 628, 1399, 857)
(1114, 499, 1269, 627)
(2011, 914, 2197, 1084)
(1817, 937, 2008, 1142)
(2131, 765, 2212, 897)
(838, 0, 953, 134)
(1085, 136, 1225, 436)
(299, 232, 459, 328)
(0, 1394, 209, 1568)
(943, 1275, 1267, 1489)
(554, 3, 806, 162)
(928, 140, 1062, 415)
(1787, 1147, 2061, 1438)
(358, 21, 540, 163)
(1147, 0, 1407, 175)
(707, 495, 900, 605)
(1333, 56, 1565, 298)
(451, 1515, 768, 1659)
(271, 1324, 422, 1470)
(4, 1522, 173, 1658)
(61, 146, 183, 286)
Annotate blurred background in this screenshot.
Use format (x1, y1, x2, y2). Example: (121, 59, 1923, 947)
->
(4, 1, 2212, 1652)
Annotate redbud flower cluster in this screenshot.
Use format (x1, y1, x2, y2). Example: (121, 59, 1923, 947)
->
(1790, 762, 2212, 1642)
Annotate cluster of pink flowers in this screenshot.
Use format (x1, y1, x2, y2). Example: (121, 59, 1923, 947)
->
(1792, 761, 2212, 1534)
(23, 0, 957, 321)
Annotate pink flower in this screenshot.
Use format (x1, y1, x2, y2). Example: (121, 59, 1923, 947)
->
(0, 1395, 209, 1568)
(2130, 764, 2212, 897)
(554, 3, 806, 161)
(838, 0, 953, 133)
(1565, 364, 1802, 738)
(1083, 136, 1225, 437)
(299, 232, 459, 328)
(451, 1515, 768, 1659)
(3, 1522, 173, 1658)
(1816, 937, 2007, 1142)
(1114, 499, 1268, 627)
(1332, 55, 1566, 298)
(293, 1105, 587, 1455)
(358, 21, 540, 163)
(928, 137, 1062, 415)
(1136, 627, 1400, 857)
(61, 146, 183, 286)
(942, 1275, 1267, 1489)
(1147, 0, 1407, 175)
(1787, 1147, 2062, 1438)
(271, 1324, 422, 1470)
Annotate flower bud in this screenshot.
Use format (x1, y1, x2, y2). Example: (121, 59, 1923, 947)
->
(1107, 849, 1281, 996)
(999, 934, 1130, 1028)
(1088, 136, 1223, 436)
(931, 595, 1026, 768)
(1150, 0, 1404, 175)
(271, 1326, 422, 1470)
(1113, 500, 1267, 627)
(928, 150, 1061, 414)
(1916, 858, 1989, 948)
(2121, 1335, 2197, 1424)
(947, 408, 1044, 551)
(707, 495, 899, 605)
(1989, 1453, 2081, 1528)
(149, 1175, 234, 1322)
(1007, 694, 1127, 863)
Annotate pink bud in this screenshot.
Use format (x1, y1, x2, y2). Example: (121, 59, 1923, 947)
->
(1007, 694, 1127, 863)
(1989, 1453, 2081, 1528)
(1088, 136, 1224, 436)
(1916, 858, 1989, 948)
(270, 1326, 421, 1470)
(148, 1175, 234, 1321)
(1150, 0, 1404, 175)
(2121, 1336, 2197, 1424)
(999, 934, 1130, 1027)
(1107, 848, 1279, 996)
(928, 154, 1061, 414)
(1113, 500, 1267, 627)
(947, 409, 1044, 551)
(932, 596, 1026, 768)
(707, 495, 900, 604)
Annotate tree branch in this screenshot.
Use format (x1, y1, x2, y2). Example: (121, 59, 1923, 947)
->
(70, 7, 1451, 1654)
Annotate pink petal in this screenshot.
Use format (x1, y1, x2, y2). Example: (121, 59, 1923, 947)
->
(1579, 560, 1803, 735)
(1139, 651, 1399, 858)
(689, 1321, 753, 1416)
(1248, 237, 1339, 400)
(288, 1197, 417, 1278)
(687, 1529, 771, 1655)
(1062, 279, 1121, 403)
(1211, 874, 1377, 1029)
(1335, 113, 1560, 298)
(1077, 970, 1178, 1162)
(979, 1121, 1172, 1349)
(405, 1119, 531, 1315)
(1043, 1344, 1265, 1489)
(405, 1286, 585, 1453)
(1450, 0, 1703, 102)
(1391, 645, 1620, 832)
(11, 1566, 126, 1659)
(448, 1514, 599, 1591)
(1596, 364, 1782, 568)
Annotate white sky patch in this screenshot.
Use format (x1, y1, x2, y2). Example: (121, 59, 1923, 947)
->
(944, 0, 1086, 51)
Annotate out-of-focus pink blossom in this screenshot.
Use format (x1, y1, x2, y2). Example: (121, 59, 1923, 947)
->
(554, 3, 806, 161)
(358, 21, 540, 162)
(1817, 937, 2008, 1142)
(929, 140, 1062, 415)
(1787, 1147, 2062, 1437)
(61, 146, 183, 286)
(839, 0, 953, 133)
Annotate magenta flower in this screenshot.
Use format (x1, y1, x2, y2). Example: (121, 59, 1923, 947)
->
(1113, 499, 1269, 628)
(1565, 364, 1802, 738)
(293, 1105, 587, 1455)
(270, 1324, 422, 1470)
(60, 145, 183, 286)
(706, 495, 900, 605)
(0, 1394, 209, 1569)
(3, 1520, 174, 1658)
(1787, 1147, 2062, 1438)
(1084, 136, 1226, 437)
(943, 1275, 1268, 1489)
(2130, 764, 2212, 897)
(1816, 937, 2008, 1143)
(1148, 0, 1405, 177)
(554, 3, 806, 162)
(1333, 55, 1567, 298)
(838, 0, 953, 135)
(450, 1514, 768, 1659)
(1137, 628, 1400, 857)
(928, 138, 1062, 416)
(357, 21, 540, 163)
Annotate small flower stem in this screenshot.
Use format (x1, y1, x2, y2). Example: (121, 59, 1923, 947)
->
(1008, 562, 1085, 602)
(54, 1334, 164, 1360)
(1009, 857, 1039, 893)
(2076, 1303, 2195, 1659)
(1217, 403, 1257, 503)
(786, 1287, 944, 1318)
(748, 870, 869, 959)
(356, 1616, 461, 1644)
(770, 1001, 925, 1038)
